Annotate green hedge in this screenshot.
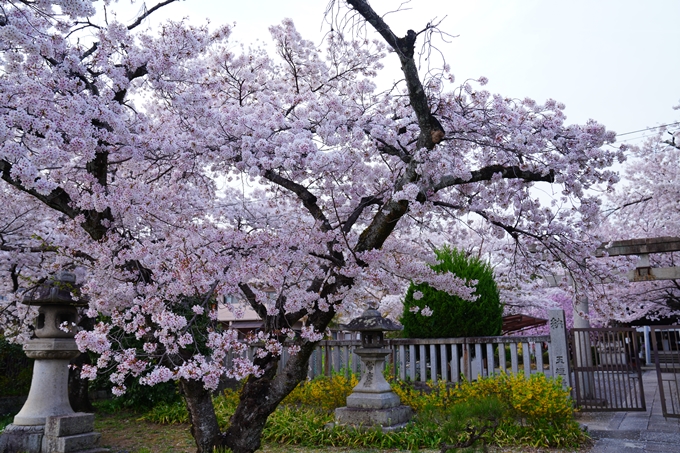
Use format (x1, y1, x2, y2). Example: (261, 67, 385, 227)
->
(401, 246, 502, 338)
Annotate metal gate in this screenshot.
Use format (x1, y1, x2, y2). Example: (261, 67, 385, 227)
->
(650, 326, 680, 418)
(570, 328, 646, 411)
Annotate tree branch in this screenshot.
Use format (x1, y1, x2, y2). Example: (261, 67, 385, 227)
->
(262, 170, 332, 232)
(342, 195, 383, 233)
(127, 0, 179, 31)
(346, 0, 444, 149)
(0, 159, 111, 240)
(433, 165, 555, 192)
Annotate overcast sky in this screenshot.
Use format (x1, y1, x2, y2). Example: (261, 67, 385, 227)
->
(113, 0, 680, 148)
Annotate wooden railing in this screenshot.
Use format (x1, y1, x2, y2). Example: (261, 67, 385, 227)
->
(389, 336, 551, 383)
(298, 335, 552, 383)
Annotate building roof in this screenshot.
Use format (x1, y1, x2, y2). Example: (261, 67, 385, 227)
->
(502, 314, 548, 335)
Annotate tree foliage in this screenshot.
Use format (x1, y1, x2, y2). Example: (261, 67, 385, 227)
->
(402, 247, 502, 338)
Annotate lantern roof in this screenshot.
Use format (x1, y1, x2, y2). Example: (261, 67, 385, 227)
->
(22, 272, 88, 307)
(344, 308, 403, 332)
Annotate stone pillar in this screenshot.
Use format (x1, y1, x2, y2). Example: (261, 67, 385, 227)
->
(572, 295, 594, 398)
(548, 309, 571, 391)
(643, 325, 652, 366)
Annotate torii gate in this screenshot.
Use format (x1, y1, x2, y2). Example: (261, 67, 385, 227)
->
(546, 236, 680, 366)
(595, 236, 680, 365)
(594, 236, 680, 282)
(544, 236, 680, 311)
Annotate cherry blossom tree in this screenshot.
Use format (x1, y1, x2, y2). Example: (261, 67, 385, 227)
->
(1, 1, 626, 451)
(0, 184, 65, 340)
(594, 112, 680, 324)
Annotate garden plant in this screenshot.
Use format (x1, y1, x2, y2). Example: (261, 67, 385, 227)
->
(140, 372, 587, 451)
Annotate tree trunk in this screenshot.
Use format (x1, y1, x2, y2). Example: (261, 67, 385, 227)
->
(180, 378, 221, 453)
(221, 310, 336, 453)
(221, 350, 311, 453)
(220, 372, 277, 453)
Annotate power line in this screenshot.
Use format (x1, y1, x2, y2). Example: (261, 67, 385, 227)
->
(616, 121, 680, 137)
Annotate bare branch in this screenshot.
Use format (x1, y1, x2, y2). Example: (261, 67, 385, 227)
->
(346, 0, 444, 149)
(342, 195, 383, 233)
(262, 169, 333, 233)
(127, 0, 179, 31)
(0, 159, 111, 240)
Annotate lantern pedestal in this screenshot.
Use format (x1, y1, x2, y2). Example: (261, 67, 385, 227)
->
(13, 339, 80, 426)
(335, 347, 412, 431)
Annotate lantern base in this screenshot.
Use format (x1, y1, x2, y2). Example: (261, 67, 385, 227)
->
(334, 405, 413, 432)
(346, 390, 401, 409)
(0, 414, 106, 453)
(0, 424, 44, 453)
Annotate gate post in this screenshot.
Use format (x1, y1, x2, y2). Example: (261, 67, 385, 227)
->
(643, 325, 652, 366)
(572, 295, 595, 398)
(548, 309, 572, 391)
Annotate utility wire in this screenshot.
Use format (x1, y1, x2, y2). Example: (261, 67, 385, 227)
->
(616, 121, 680, 137)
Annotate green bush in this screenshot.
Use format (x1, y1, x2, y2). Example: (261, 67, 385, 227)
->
(401, 246, 502, 338)
(0, 336, 33, 397)
(421, 395, 505, 452)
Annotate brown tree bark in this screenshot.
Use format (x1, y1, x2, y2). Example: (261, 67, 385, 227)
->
(179, 378, 221, 453)
(219, 309, 336, 453)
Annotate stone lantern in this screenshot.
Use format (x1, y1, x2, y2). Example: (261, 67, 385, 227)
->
(334, 308, 412, 431)
(0, 272, 104, 453)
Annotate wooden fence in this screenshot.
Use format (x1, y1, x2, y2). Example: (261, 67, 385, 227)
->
(269, 334, 553, 384)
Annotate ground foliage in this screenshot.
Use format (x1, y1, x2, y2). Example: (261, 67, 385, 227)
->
(0, 335, 32, 397)
(144, 373, 587, 450)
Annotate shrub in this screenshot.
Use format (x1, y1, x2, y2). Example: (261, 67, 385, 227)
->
(453, 372, 577, 432)
(401, 246, 502, 338)
(282, 373, 358, 412)
(95, 377, 181, 413)
(422, 395, 505, 452)
(392, 379, 456, 412)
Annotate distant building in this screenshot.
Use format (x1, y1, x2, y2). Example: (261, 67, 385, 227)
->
(217, 295, 264, 335)
(217, 292, 305, 337)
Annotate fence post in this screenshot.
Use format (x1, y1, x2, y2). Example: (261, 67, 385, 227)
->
(522, 342, 531, 377)
(548, 309, 572, 390)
